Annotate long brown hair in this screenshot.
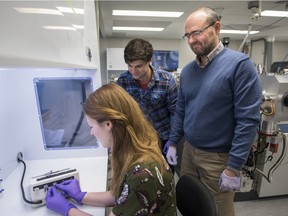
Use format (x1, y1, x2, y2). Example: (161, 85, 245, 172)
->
(83, 83, 167, 194)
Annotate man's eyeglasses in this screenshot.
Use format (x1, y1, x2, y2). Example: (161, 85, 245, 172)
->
(182, 21, 216, 40)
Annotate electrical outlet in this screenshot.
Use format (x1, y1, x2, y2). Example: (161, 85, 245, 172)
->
(29, 168, 79, 207)
(17, 152, 23, 162)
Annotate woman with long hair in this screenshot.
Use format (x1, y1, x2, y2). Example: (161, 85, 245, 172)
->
(45, 83, 177, 216)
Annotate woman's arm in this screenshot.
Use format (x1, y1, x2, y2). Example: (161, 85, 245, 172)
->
(68, 207, 116, 216)
(82, 190, 115, 207)
(68, 208, 92, 216)
(109, 211, 116, 216)
(68, 191, 115, 216)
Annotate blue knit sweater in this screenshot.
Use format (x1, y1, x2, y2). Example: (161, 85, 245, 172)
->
(170, 48, 262, 170)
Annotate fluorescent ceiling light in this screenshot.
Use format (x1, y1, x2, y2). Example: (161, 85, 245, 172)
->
(43, 26, 76, 31)
(14, 8, 63, 15)
(113, 10, 183, 17)
(221, 30, 259, 34)
(56, 7, 84, 14)
(261, 10, 288, 17)
(113, 26, 164, 31)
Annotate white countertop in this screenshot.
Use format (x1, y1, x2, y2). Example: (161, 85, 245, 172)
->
(0, 156, 108, 216)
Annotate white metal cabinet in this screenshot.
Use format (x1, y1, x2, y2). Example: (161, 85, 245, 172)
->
(106, 48, 126, 83)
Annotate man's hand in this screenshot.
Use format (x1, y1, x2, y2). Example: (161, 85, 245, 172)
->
(163, 140, 172, 154)
(219, 169, 240, 191)
(166, 145, 177, 165)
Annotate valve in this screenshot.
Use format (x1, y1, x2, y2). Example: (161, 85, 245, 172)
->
(283, 92, 288, 107)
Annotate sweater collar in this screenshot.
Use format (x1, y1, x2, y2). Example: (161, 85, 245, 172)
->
(196, 41, 224, 68)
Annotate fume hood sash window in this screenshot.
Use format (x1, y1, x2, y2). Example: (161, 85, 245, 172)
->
(34, 77, 98, 150)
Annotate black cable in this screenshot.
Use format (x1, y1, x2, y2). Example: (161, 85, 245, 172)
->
(68, 81, 87, 147)
(19, 159, 42, 205)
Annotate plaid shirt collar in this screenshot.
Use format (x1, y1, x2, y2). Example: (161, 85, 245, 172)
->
(196, 41, 224, 68)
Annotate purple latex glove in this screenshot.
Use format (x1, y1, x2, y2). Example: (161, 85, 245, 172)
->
(163, 140, 172, 154)
(166, 145, 177, 165)
(56, 179, 87, 204)
(219, 170, 240, 191)
(46, 186, 77, 216)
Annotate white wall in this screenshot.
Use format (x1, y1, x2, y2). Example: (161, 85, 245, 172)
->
(0, 1, 99, 69)
(273, 42, 288, 63)
(0, 70, 25, 180)
(0, 0, 104, 182)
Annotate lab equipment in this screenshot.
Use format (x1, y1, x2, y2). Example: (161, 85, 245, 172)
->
(152, 50, 179, 72)
(240, 73, 288, 195)
(30, 168, 79, 207)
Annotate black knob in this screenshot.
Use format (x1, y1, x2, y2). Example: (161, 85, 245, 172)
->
(283, 92, 288, 107)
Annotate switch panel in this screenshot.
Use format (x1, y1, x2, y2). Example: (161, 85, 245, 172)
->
(29, 168, 79, 207)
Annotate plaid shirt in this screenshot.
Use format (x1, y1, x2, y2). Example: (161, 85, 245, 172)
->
(196, 41, 224, 68)
(117, 66, 178, 141)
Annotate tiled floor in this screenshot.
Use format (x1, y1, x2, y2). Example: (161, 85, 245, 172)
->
(234, 196, 288, 216)
(176, 197, 288, 216)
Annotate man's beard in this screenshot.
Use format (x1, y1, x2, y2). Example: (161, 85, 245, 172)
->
(192, 41, 215, 57)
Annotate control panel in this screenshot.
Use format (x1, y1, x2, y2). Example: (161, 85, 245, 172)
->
(29, 168, 79, 207)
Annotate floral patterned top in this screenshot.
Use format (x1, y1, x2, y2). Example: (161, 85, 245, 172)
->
(112, 162, 177, 216)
